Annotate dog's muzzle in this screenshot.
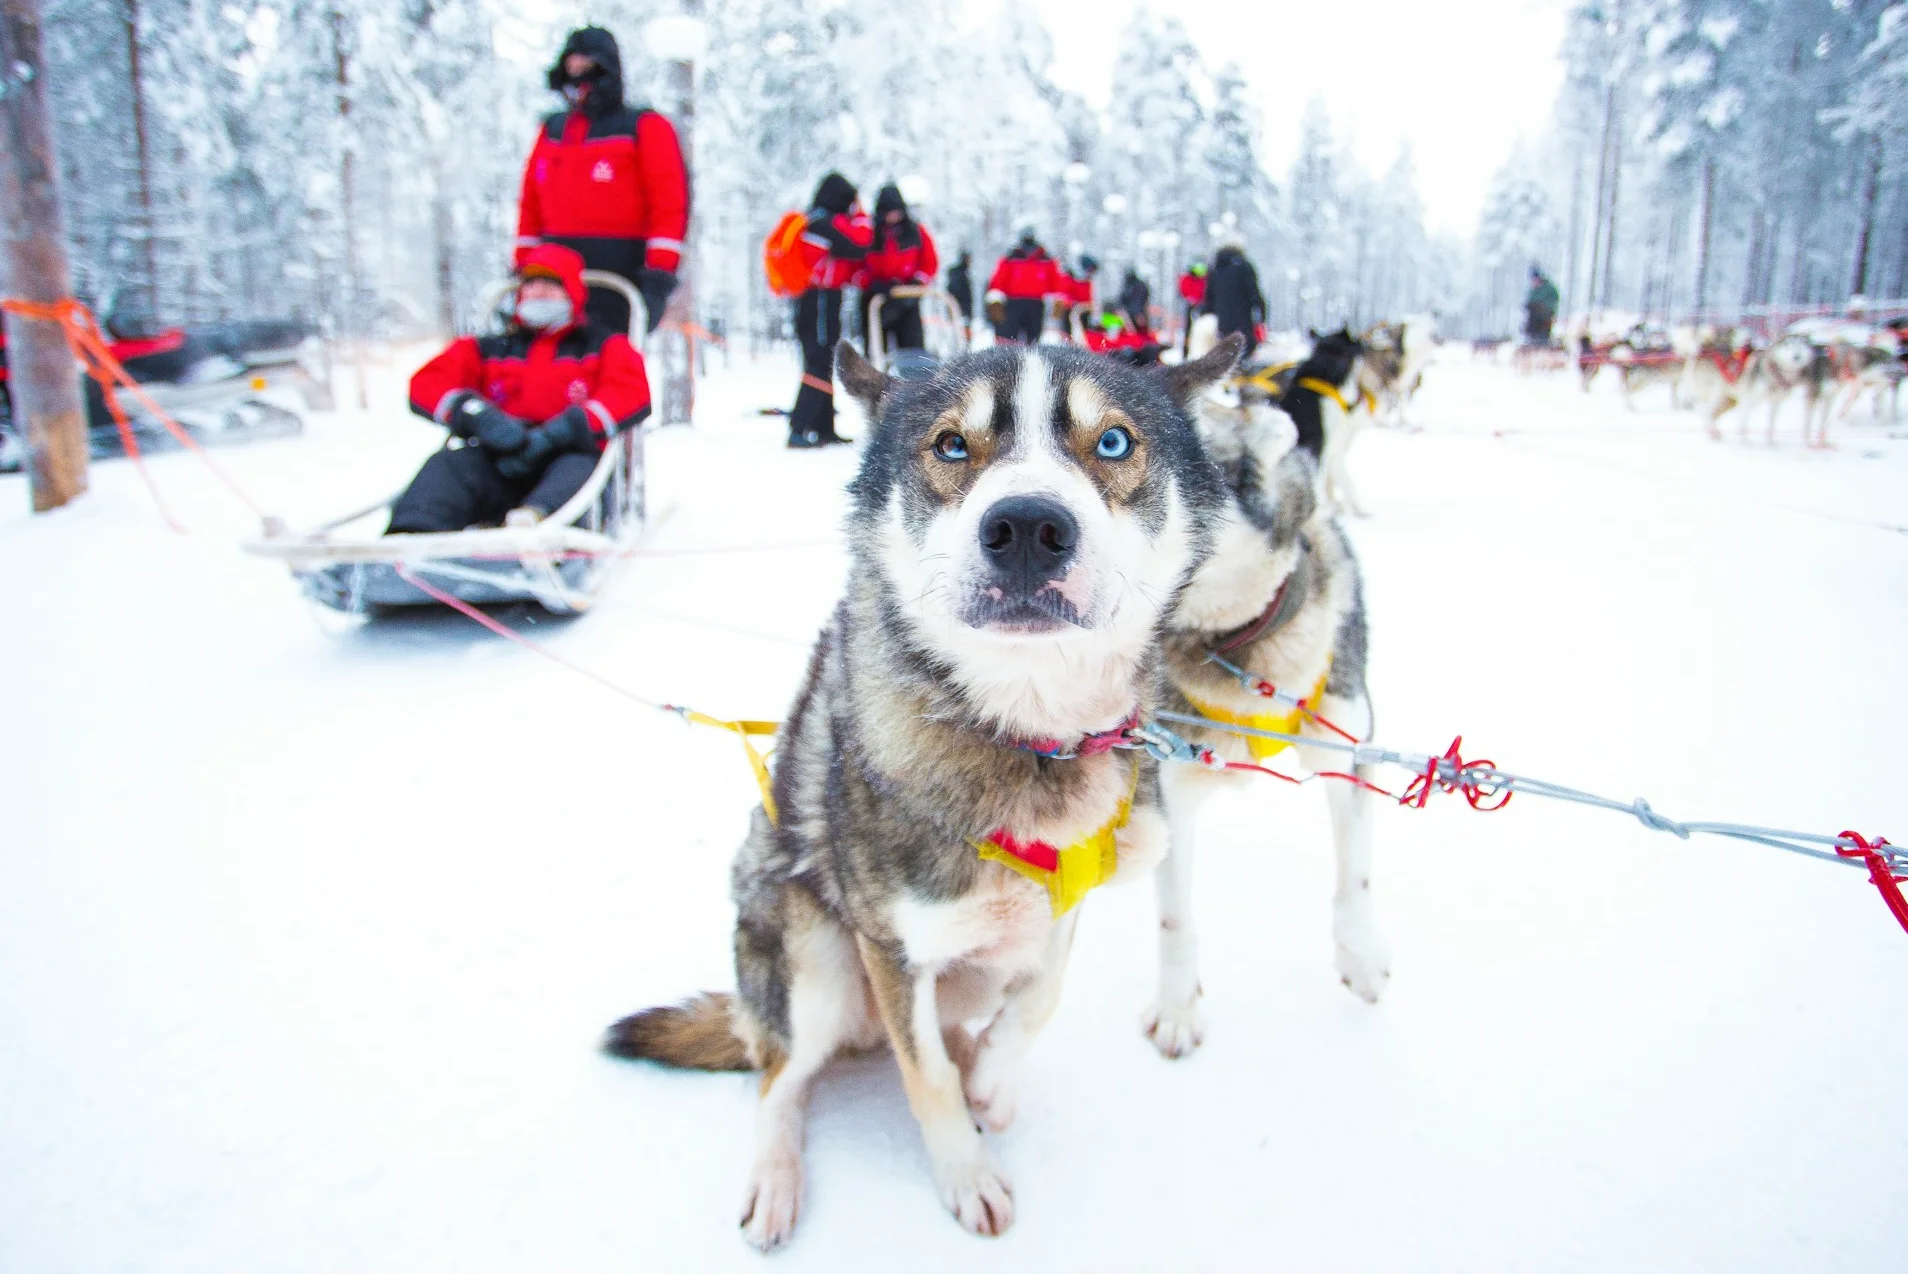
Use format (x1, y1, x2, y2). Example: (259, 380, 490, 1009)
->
(963, 494, 1083, 633)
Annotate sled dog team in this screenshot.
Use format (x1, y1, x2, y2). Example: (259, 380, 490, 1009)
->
(1574, 319, 1905, 445)
(605, 334, 1389, 1249)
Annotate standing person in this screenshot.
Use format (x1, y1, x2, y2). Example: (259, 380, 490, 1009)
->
(787, 172, 873, 449)
(1205, 241, 1267, 345)
(514, 26, 689, 335)
(1177, 259, 1208, 354)
(390, 245, 650, 533)
(1524, 265, 1560, 347)
(1062, 254, 1099, 337)
(858, 183, 939, 356)
(945, 250, 974, 345)
(987, 226, 1061, 345)
(1118, 267, 1152, 336)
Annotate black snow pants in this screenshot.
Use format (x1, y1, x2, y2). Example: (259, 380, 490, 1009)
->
(387, 444, 599, 534)
(789, 287, 846, 445)
(997, 297, 1045, 345)
(861, 286, 924, 355)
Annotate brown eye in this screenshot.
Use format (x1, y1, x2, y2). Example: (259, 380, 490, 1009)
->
(933, 431, 969, 461)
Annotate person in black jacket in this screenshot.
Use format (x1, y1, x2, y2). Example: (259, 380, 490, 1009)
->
(1204, 242, 1267, 345)
(946, 251, 974, 344)
(1118, 268, 1152, 336)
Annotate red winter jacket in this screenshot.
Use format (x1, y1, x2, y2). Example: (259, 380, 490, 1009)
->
(515, 106, 689, 280)
(859, 222, 939, 289)
(802, 208, 875, 291)
(1178, 271, 1207, 307)
(1061, 272, 1095, 308)
(989, 245, 1062, 301)
(409, 245, 651, 448)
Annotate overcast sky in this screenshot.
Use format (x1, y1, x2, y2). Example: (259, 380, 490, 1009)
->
(1000, 0, 1570, 238)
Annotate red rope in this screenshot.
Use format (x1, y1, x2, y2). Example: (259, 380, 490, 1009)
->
(1836, 831, 1908, 934)
(1400, 736, 1512, 812)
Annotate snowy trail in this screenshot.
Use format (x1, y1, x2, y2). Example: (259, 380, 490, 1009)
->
(1, 348, 1904, 1270)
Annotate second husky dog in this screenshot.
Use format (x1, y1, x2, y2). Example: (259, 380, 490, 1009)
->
(606, 338, 1242, 1249)
(1142, 376, 1388, 1057)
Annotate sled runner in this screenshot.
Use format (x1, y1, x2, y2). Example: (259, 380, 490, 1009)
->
(865, 284, 965, 376)
(242, 271, 648, 616)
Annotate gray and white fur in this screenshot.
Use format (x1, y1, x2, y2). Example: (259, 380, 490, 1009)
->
(1141, 378, 1389, 1059)
(605, 338, 1242, 1249)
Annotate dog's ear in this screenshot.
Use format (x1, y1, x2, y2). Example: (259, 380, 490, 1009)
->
(1160, 332, 1245, 409)
(1308, 327, 1321, 341)
(835, 341, 896, 421)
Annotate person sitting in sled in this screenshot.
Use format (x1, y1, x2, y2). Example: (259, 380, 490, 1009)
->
(1082, 306, 1161, 366)
(388, 244, 651, 534)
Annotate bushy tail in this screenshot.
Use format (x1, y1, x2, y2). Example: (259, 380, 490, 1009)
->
(603, 992, 752, 1072)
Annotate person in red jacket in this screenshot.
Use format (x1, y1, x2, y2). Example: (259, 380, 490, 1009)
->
(788, 172, 873, 448)
(389, 244, 651, 533)
(988, 227, 1061, 345)
(1177, 260, 1208, 356)
(515, 27, 689, 336)
(857, 182, 939, 355)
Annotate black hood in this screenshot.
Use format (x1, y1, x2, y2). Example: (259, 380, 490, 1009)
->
(548, 26, 624, 117)
(874, 183, 910, 223)
(1214, 245, 1245, 268)
(812, 172, 857, 216)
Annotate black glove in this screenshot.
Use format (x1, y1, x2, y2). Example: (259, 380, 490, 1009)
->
(495, 405, 595, 480)
(447, 394, 526, 456)
(637, 268, 677, 334)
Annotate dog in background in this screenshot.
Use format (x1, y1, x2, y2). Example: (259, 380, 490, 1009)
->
(1144, 364, 1387, 1057)
(1280, 326, 1371, 518)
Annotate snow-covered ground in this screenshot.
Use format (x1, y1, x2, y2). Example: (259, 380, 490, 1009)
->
(2, 345, 1904, 1270)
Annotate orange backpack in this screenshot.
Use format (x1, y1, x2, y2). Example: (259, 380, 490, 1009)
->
(763, 211, 823, 299)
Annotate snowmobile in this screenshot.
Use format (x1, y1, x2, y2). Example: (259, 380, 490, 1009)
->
(241, 272, 648, 616)
(0, 314, 330, 472)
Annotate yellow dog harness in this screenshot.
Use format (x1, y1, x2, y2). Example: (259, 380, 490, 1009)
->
(1185, 671, 1330, 761)
(973, 759, 1140, 917)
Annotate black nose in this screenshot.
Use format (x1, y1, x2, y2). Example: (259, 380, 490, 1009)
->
(979, 495, 1078, 588)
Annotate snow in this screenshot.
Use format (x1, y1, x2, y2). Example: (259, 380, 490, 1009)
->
(2, 347, 1905, 1269)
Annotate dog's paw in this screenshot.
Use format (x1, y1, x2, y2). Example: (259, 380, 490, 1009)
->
(934, 1149, 1015, 1236)
(963, 1065, 1019, 1132)
(1141, 998, 1206, 1058)
(738, 1152, 802, 1252)
(1334, 933, 1391, 1004)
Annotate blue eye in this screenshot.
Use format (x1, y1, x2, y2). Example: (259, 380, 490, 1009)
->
(1096, 426, 1133, 459)
(933, 431, 969, 461)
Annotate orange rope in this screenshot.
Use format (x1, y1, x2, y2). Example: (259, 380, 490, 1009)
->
(1, 297, 269, 527)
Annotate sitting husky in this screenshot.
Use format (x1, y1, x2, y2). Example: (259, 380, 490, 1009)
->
(606, 337, 1242, 1249)
(1143, 380, 1386, 1057)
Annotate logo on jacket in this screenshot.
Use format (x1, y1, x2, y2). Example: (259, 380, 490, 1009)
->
(568, 379, 589, 404)
(488, 380, 510, 403)
(591, 160, 614, 183)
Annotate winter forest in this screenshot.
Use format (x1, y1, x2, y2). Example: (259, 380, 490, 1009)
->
(34, 0, 1908, 346)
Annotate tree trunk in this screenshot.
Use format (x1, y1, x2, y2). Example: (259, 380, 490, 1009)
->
(124, 0, 159, 318)
(432, 172, 455, 336)
(1, 0, 89, 510)
(1587, 81, 1616, 321)
(1850, 139, 1881, 297)
(1694, 155, 1714, 316)
(1599, 104, 1623, 310)
(657, 0, 703, 427)
(1565, 140, 1585, 313)
(329, 5, 366, 409)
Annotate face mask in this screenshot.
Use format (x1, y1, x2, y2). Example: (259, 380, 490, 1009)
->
(516, 294, 573, 332)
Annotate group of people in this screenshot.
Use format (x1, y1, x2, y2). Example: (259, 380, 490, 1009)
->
(782, 172, 943, 448)
(382, 21, 1294, 527)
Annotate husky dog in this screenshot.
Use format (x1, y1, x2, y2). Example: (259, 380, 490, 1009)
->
(1280, 326, 1370, 518)
(1143, 373, 1385, 1057)
(1359, 315, 1435, 426)
(1610, 329, 1688, 411)
(1685, 330, 1758, 439)
(1749, 333, 1833, 446)
(605, 338, 1242, 1250)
